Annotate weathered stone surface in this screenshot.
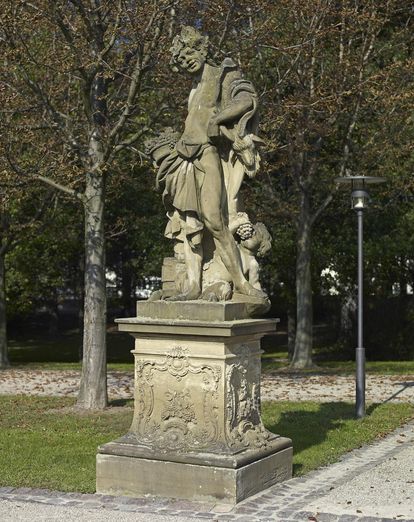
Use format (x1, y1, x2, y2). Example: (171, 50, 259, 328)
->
(97, 314, 292, 504)
(136, 300, 252, 321)
(143, 26, 271, 309)
(116, 316, 277, 338)
(96, 447, 292, 504)
(161, 257, 177, 282)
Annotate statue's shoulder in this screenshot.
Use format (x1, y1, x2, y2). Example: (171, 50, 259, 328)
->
(220, 58, 242, 85)
(219, 58, 256, 105)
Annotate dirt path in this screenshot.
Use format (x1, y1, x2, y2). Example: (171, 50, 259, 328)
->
(0, 368, 413, 403)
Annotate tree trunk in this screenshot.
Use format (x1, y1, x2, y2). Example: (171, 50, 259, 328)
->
(77, 170, 108, 409)
(291, 188, 314, 369)
(287, 303, 296, 362)
(0, 252, 10, 368)
(77, 254, 85, 362)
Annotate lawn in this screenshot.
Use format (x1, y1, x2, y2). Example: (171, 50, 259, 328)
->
(8, 331, 414, 375)
(0, 396, 412, 492)
(7, 330, 134, 371)
(4, 329, 414, 492)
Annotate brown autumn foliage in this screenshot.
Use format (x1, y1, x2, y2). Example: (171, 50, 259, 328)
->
(0, 0, 269, 406)
(0, 1, 413, 386)
(236, 0, 414, 367)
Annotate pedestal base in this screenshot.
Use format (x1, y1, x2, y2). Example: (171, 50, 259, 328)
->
(96, 445, 292, 504)
(97, 304, 292, 504)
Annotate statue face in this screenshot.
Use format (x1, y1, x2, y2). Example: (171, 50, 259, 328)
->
(175, 45, 206, 74)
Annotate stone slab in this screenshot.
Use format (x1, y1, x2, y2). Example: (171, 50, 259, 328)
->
(115, 316, 278, 339)
(96, 446, 293, 504)
(98, 434, 292, 469)
(136, 300, 250, 321)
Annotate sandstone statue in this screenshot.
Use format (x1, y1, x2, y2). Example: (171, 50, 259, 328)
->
(98, 30, 292, 503)
(146, 26, 271, 311)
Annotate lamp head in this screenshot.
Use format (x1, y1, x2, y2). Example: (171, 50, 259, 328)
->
(334, 175, 386, 211)
(351, 189, 370, 210)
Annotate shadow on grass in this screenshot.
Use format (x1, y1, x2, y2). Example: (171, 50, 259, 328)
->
(108, 398, 132, 408)
(8, 330, 134, 365)
(263, 401, 356, 475)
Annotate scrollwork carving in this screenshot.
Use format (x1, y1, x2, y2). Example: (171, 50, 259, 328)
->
(132, 346, 221, 452)
(225, 344, 270, 450)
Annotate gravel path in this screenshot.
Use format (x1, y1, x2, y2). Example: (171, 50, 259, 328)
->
(306, 443, 414, 519)
(0, 368, 414, 403)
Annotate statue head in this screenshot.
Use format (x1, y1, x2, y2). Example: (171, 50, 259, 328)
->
(170, 26, 210, 74)
(241, 223, 272, 258)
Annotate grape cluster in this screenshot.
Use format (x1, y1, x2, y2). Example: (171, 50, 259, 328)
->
(236, 222, 254, 240)
(144, 127, 180, 156)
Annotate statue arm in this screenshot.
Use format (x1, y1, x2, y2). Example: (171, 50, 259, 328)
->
(213, 94, 253, 126)
(208, 94, 253, 139)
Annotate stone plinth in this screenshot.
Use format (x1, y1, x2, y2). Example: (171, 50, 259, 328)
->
(96, 302, 292, 504)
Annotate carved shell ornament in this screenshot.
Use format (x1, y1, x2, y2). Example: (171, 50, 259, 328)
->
(166, 347, 190, 380)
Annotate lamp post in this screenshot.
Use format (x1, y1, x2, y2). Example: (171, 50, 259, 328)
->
(335, 175, 386, 418)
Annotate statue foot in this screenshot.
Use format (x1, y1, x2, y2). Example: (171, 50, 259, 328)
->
(148, 290, 163, 302)
(165, 285, 201, 302)
(236, 281, 267, 300)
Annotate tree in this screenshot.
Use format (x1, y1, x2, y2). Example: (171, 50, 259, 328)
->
(0, 207, 11, 368)
(0, 170, 54, 368)
(105, 164, 170, 316)
(242, 0, 412, 367)
(1, 0, 182, 408)
(1, 0, 251, 407)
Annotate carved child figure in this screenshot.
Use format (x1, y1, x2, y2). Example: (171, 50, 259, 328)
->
(239, 222, 272, 291)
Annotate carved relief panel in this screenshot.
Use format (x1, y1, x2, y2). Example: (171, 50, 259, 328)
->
(131, 346, 222, 453)
(225, 344, 271, 450)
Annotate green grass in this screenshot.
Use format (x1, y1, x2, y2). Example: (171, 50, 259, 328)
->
(9, 333, 414, 375)
(262, 401, 414, 476)
(318, 360, 414, 374)
(0, 396, 412, 492)
(0, 396, 133, 492)
(8, 329, 414, 375)
(8, 330, 134, 370)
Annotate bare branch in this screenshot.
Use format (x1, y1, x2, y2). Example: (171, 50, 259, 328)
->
(213, 0, 235, 59)
(35, 174, 85, 202)
(113, 126, 150, 153)
(98, 1, 122, 61)
(5, 151, 85, 203)
(68, 0, 95, 40)
(19, 69, 83, 156)
(310, 189, 336, 228)
(50, 4, 90, 82)
(106, 3, 166, 154)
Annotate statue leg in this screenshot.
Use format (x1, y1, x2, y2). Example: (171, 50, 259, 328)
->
(200, 148, 265, 299)
(222, 153, 245, 226)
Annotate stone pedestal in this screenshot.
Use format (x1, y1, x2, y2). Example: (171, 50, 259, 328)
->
(96, 302, 292, 504)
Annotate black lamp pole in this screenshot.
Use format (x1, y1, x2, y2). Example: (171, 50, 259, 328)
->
(335, 175, 385, 418)
(356, 206, 364, 418)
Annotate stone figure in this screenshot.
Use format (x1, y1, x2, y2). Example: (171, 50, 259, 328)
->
(146, 26, 270, 309)
(98, 29, 292, 501)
